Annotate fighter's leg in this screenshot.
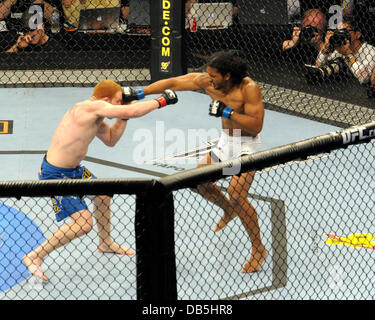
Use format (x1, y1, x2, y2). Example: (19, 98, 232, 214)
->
(93, 195, 134, 256)
(23, 209, 94, 281)
(227, 171, 267, 273)
(191, 153, 236, 230)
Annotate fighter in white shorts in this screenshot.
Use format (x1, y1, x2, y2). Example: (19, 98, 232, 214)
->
(130, 50, 268, 273)
(210, 130, 261, 163)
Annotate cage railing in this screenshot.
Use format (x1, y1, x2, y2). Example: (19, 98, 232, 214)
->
(1, 121, 374, 300)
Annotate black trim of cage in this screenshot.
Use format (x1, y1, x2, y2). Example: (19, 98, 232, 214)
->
(160, 122, 375, 192)
(0, 122, 374, 301)
(0, 177, 177, 301)
(0, 178, 154, 198)
(135, 181, 177, 301)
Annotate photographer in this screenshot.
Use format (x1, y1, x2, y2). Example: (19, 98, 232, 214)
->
(315, 14, 375, 92)
(6, 8, 62, 52)
(282, 9, 326, 53)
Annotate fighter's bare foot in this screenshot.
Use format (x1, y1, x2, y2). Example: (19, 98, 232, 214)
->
(98, 241, 134, 256)
(213, 212, 237, 232)
(241, 248, 268, 273)
(22, 254, 49, 282)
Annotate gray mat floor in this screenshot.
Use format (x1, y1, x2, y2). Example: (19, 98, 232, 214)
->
(1, 86, 373, 300)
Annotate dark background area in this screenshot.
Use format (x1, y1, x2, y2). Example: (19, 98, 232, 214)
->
(185, 24, 375, 109)
(0, 0, 374, 108)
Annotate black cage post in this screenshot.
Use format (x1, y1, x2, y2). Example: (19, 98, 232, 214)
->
(150, 0, 186, 81)
(135, 182, 177, 301)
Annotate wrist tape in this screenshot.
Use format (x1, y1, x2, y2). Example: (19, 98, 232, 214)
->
(222, 107, 233, 119)
(136, 89, 145, 100)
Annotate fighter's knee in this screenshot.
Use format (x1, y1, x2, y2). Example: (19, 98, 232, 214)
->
(80, 217, 94, 234)
(228, 191, 244, 206)
(75, 212, 94, 235)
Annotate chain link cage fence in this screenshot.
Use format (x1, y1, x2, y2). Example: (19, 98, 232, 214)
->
(0, 0, 375, 301)
(0, 0, 151, 86)
(0, 123, 374, 300)
(172, 137, 375, 300)
(0, 193, 138, 299)
(185, 0, 375, 125)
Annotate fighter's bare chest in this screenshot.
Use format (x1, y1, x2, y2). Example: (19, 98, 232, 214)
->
(206, 89, 244, 112)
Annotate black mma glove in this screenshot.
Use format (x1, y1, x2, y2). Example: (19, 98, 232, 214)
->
(155, 89, 178, 108)
(209, 100, 233, 118)
(122, 87, 145, 103)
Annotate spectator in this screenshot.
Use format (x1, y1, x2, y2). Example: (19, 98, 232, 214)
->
(0, 0, 17, 31)
(316, 12, 375, 86)
(6, 8, 62, 52)
(0, 0, 57, 32)
(62, 0, 84, 29)
(282, 8, 326, 52)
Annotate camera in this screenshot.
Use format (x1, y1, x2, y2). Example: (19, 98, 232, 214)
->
(329, 29, 351, 49)
(299, 26, 320, 44)
(304, 58, 346, 83)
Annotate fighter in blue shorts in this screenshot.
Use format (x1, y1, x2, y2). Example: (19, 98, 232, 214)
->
(22, 80, 178, 281)
(39, 157, 97, 222)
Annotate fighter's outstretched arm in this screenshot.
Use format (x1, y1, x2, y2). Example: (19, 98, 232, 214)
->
(96, 90, 178, 120)
(143, 73, 205, 94)
(94, 90, 178, 146)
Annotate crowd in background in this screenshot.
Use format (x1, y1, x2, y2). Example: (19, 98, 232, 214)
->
(0, 0, 374, 96)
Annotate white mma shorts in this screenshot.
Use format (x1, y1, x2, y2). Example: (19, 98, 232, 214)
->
(210, 131, 262, 163)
